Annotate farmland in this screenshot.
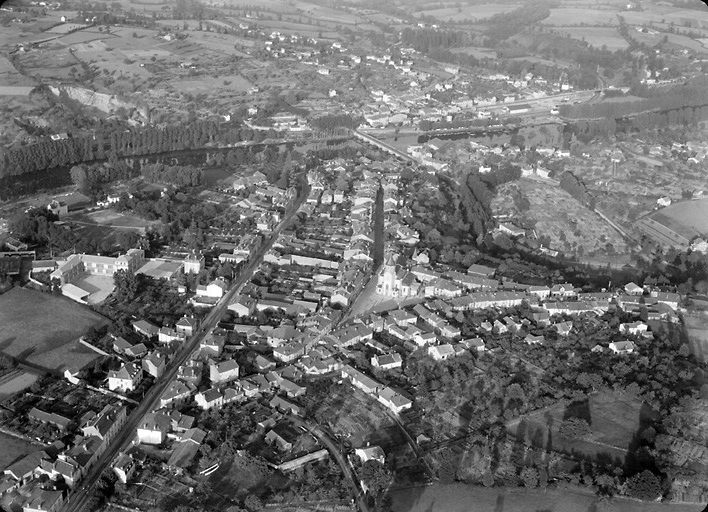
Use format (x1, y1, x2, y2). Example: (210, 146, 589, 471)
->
(416, 3, 521, 22)
(542, 8, 620, 26)
(648, 198, 708, 241)
(0, 287, 107, 372)
(0, 369, 39, 400)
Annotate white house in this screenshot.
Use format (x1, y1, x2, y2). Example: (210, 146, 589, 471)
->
(209, 359, 240, 384)
(371, 353, 403, 370)
(107, 363, 142, 393)
(428, 344, 456, 361)
(136, 413, 171, 445)
(609, 340, 635, 355)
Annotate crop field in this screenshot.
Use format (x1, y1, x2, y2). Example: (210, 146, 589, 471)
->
(53, 29, 107, 46)
(508, 390, 645, 461)
(542, 8, 620, 26)
(169, 73, 252, 93)
(0, 433, 36, 471)
(416, 3, 521, 22)
(182, 32, 251, 57)
(290, 1, 365, 25)
(493, 179, 628, 258)
(555, 26, 628, 50)
(0, 287, 107, 372)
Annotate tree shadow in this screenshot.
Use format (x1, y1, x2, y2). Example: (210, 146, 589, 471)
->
(562, 397, 591, 424)
(623, 401, 659, 477)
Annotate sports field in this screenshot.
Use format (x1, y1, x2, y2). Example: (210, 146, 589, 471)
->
(0, 287, 107, 372)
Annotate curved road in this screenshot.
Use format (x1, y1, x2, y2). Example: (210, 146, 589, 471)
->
(62, 182, 309, 512)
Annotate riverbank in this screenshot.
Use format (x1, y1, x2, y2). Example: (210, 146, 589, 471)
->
(389, 483, 705, 512)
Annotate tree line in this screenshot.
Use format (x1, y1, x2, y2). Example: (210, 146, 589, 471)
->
(0, 118, 241, 179)
(400, 27, 465, 52)
(559, 171, 595, 209)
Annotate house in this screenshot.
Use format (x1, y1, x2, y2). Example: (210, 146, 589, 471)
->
(462, 337, 486, 352)
(158, 327, 183, 344)
(371, 353, 403, 370)
(550, 283, 577, 298)
(278, 378, 306, 398)
(28, 408, 72, 431)
(81, 404, 127, 442)
(355, 446, 385, 464)
(651, 291, 680, 310)
(428, 344, 456, 361)
(609, 340, 635, 355)
(270, 396, 303, 416)
(377, 386, 412, 414)
(200, 333, 226, 356)
(388, 309, 417, 327)
(142, 352, 166, 379)
(524, 334, 545, 345)
(467, 263, 496, 278)
(4, 451, 44, 484)
(493, 319, 508, 334)
(167, 428, 207, 469)
(175, 315, 198, 337)
(196, 277, 228, 299)
(273, 342, 305, 363)
(439, 323, 461, 339)
(125, 343, 148, 358)
(159, 380, 194, 408)
(21, 488, 64, 512)
(342, 365, 382, 395)
(108, 362, 142, 393)
(254, 355, 277, 372)
(620, 321, 648, 336)
(209, 359, 240, 384)
(624, 282, 644, 296)
(113, 453, 136, 484)
(112, 336, 133, 354)
(195, 388, 224, 410)
(265, 424, 300, 452)
(177, 359, 203, 385)
(555, 321, 573, 336)
(133, 319, 160, 338)
(137, 412, 171, 445)
(229, 295, 257, 317)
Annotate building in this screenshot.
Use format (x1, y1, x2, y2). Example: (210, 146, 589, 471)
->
(183, 251, 205, 274)
(142, 352, 166, 379)
(609, 340, 635, 355)
(175, 315, 198, 337)
(209, 359, 240, 384)
(371, 353, 403, 370)
(377, 386, 412, 414)
(137, 413, 171, 445)
(113, 453, 136, 484)
(428, 344, 456, 361)
(133, 319, 160, 338)
(273, 342, 305, 363)
(108, 362, 142, 393)
(50, 249, 145, 285)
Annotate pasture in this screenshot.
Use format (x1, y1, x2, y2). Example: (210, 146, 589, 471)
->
(0, 287, 107, 372)
(507, 389, 645, 461)
(554, 26, 628, 50)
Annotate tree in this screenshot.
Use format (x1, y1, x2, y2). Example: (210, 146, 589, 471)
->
(521, 466, 539, 488)
(243, 494, 263, 511)
(361, 460, 392, 508)
(625, 470, 662, 500)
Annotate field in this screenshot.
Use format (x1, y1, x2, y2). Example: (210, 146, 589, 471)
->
(0, 433, 36, 471)
(390, 483, 704, 512)
(450, 46, 497, 59)
(542, 8, 620, 26)
(555, 26, 628, 50)
(649, 198, 708, 240)
(0, 369, 39, 400)
(82, 208, 153, 230)
(684, 313, 708, 363)
(507, 390, 645, 462)
(492, 178, 629, 259)
(416, 3, 521, 22)
(0, 287, 107, 372)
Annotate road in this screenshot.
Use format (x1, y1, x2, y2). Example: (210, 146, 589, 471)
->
(291, 417, 370, 512)
(61, 181, 309, 512)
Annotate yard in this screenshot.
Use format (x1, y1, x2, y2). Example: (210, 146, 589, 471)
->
(507, 389, 647, 462)
(0, 287, 107, 372)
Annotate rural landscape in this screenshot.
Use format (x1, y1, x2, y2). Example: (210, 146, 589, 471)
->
(0, 0, 707, 511)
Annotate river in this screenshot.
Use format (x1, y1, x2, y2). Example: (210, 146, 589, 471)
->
(389, 483, 704, 512)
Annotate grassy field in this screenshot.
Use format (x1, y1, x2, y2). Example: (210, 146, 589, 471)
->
(543, 8, 620, 26)
(0, 287, 107, 372)
(507, 390, 645, 462)
(416, 3, 521, 22)
(82, 209, 153, 229)
(0, 433, 36, 471)
(555, 26, 628, 50)
(684, 313, 708, 363)
(390, 483, 705, 512)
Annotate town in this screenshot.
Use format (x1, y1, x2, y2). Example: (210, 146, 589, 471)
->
(0, 0, 707, 512)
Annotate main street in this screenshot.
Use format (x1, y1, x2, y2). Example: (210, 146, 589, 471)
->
(62, 180, 309, 512)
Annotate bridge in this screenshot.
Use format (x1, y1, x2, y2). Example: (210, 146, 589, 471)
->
(351, 129, 417, 164)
